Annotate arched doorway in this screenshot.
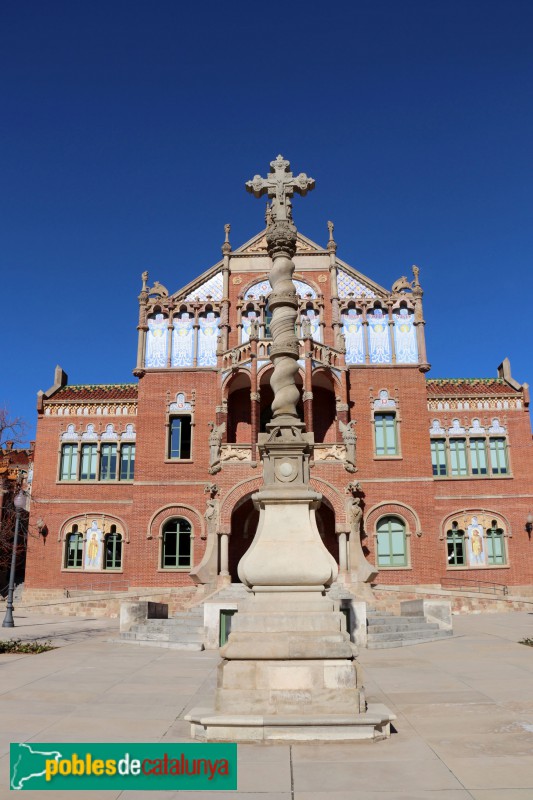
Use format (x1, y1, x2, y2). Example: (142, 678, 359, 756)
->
(312, 371, 337, 443)
(229, 495, 259, 582)
(227, 493, 338, 583)
(226, 372, 251, 443)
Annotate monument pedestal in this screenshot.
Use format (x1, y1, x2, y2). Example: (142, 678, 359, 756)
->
(187, 157, 394, 743)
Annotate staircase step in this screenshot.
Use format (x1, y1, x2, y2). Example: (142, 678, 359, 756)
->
(367, 630, 453, 649)
(367, 627, 447, 643)
(367, 622, 439, 634)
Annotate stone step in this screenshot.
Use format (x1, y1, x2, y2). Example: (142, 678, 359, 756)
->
(122, 629, 206, 643)
(367, 627, 446, 644)
(116, 638, 204, 651)
(367, 614, 424, 623)
(367, 630, 453, 649)
(366, 622, 440, 634)
(130, 623, 206, 635)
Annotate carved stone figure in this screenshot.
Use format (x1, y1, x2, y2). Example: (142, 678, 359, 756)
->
(301, 315, 312, 338)
(204, 498, 219, 540)
(346, 496, 378, 584)
(339, 420, 357, 473)
(249, 318, 259, 339)
(230, 348, 240, 366)
(208, 421, 225, 474)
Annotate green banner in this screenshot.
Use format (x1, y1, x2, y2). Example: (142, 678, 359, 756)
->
(10, 742, 237, 791)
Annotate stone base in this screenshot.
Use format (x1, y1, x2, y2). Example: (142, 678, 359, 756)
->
(185, 703, 395, 742)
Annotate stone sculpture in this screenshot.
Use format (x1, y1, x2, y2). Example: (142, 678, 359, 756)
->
(339, 419, 357, 472)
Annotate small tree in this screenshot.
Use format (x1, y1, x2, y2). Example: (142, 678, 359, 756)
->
(0, 409, 30, 586)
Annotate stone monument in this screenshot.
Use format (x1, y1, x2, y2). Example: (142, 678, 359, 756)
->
(187, 156, 394, 741)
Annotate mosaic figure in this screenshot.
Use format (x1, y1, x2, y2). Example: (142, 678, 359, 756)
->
(145, 313, 168, 368)
(368, 309, 392, 364)
(84, 520, 103, 570)
(342, 308, 365, 364)
(172, 312, 194, 367)
(198, 312, 220, 367)
(393, 308, 418, 363)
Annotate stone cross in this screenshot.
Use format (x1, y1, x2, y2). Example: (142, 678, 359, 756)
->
(246, 155, 315, 222)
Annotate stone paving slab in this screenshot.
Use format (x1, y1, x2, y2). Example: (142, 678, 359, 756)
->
(0, 610, 532, 798)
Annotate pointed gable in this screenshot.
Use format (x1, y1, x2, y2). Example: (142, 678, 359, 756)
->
(235, 229, 324, 256)
(337, 268, 377, 299)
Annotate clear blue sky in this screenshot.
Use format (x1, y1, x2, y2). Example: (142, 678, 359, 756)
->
(2, 1, 532, 441)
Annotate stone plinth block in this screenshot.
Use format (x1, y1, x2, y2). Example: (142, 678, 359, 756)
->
(400, 599, 453, 631)
(119, 601, 167, 632)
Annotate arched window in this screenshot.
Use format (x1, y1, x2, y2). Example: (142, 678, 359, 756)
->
(376, 516, 407, 567)
(65, 525, 83, 569)
(446, 522, 465, 565)
(104, 525, 122, 570)
(162, 518, 192, 569)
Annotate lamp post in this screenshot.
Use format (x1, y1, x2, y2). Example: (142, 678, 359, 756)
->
(2, 490, 25, 628)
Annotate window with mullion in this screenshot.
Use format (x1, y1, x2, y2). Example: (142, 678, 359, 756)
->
(469, 438, 488, 475)
(449, 438, 468, 476)
(105, 531, 122, 569)
(446, 526, 465, 565)
(489, 437, 508, 474)
(65, 528, 83, 568)
(486, 526, 506, 564)
(431, 439, 447, 476)
(60, 444, 78, 480)
(374, 413, 398, 456)
(80, 444, 98, 480)
(120, 444, 135, 480)
(162, 518, 192, 568)
(100, 443, 117, 481)
(376, 516, 407, 566)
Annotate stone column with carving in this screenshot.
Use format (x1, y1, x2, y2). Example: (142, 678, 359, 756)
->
(187, 156, 393, 743)
(220, 224, 231, 352)
(412, 266, 430, 371)
(134, 272, 149, 375)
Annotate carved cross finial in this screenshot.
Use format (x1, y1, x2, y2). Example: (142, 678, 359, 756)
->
(222, 223, 231, 254)
(141, 271, 149, 291)
(224, 223, 231, 242)
(412, 265, 420, 286)
(246, 155, 315, 223)
(327, 220, 335, 242)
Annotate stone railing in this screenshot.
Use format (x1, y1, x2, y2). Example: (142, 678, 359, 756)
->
(220, 339, 345, 371)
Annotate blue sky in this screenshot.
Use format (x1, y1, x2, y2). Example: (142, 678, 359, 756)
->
(2, 1, 532, 441)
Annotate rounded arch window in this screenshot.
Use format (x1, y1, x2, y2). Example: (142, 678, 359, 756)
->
(376, 516, 407, 567)
(162, 518, 192, 569)
(65, 524, 83, 569)
(105, 525, 123, 570)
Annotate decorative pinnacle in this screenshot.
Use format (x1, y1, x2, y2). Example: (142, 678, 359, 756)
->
(327, 220, 337, 253)
(141, 271, 149, 291)
(412, 265, 420, 286)
(222, 223, 231, 254)
(246, 155, 315, 223)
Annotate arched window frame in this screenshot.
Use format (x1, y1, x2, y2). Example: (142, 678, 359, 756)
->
(61, 516, 127, 572)
(441, 511, 509, 569)
(104, 525, 123, 571)
(64, 525, 84, 569)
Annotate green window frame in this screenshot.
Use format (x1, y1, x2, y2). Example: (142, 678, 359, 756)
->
(162, 518, 192, 569)
(65, 527, 83, 568)
(80, 443, 98, 480)
(446, 525, 465, 565)
(169, 416, 192, 459)
(376, 516, 407, 567)
(431, 439, 447, 476)
(100, 443, 117, 481)
(469, 438, 488, 475)
(60, 444, 78, 481)
(104, 528, 122, 569)
(120, 444, 136, 480)
(374, 413, 398, 456)
(489, 438, 508, 475)
(449, 438, 468, 476)
(485, 524, 506, 565)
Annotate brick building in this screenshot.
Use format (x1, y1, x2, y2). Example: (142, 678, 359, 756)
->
(24, 222, 533, 604)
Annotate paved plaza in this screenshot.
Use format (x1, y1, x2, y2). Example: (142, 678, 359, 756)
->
(0, 610, 532, 799)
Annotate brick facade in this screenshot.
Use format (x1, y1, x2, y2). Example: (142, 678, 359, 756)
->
(24, 228, 533, 600)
